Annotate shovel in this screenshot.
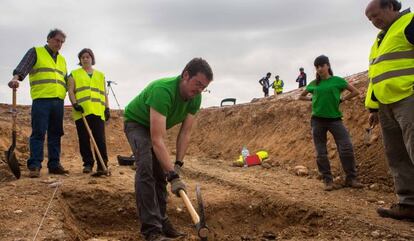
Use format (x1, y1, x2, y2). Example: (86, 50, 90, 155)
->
(81, 115, 110, 176)
(5, 88, 21, 179)
(179, 185, 209, 240)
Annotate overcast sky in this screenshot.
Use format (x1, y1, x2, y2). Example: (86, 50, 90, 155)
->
(1, 0, 413, 108)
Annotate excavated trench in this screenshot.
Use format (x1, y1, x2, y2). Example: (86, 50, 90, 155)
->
(57, 179, 326, 241)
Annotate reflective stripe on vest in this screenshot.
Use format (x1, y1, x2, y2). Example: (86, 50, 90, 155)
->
(29, 47, 67, 100)
(365, 13, 414, 107)
(71, 68, 106, 121)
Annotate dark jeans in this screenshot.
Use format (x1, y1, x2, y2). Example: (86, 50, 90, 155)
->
(311, 118, 357, 182)
(124, 121, 168, 238)
(75, 114, 108, 170)
(27, 98, 64, 170)
(262, 87, 269, 97)
(379, 94, 414, 205)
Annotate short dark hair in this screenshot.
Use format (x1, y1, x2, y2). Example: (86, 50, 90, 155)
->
(181, 58, 213, 81)
(379, 0, 402, 11)
(47, 28, 66, 40)
(78, 48, 96, 65)
(266, 72, 271, 77)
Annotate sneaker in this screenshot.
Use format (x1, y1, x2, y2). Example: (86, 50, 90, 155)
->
(146, 233, 171, 241)
(91, 169, 108, 177)
(163, 220, 185, 238)
(48, 165, 69, 175)
(377, 203, 414, 220)
(83, 166, 92, 173)
(29, 168, 40, 178)
(324, 180, 334, 191)
(344, 179, 364, 189)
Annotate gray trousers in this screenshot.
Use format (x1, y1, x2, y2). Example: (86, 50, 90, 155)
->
(379, 94, 414, 205)
(124, 121, 168, 238)
(311, 118, 357, 182)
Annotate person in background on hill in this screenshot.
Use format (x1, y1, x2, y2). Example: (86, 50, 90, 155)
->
(299, 55, 363, 191)
(259, 72, 271, 97)
(296, 67, 307, 88)
(67, 48, 110, 176)
(123, 58, 213, 241)
(272, 75, 284, 95)
(365, 0, 414, 220)
(7, 29, 69, 178)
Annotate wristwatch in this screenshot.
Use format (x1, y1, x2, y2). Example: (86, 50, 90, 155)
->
(166, 170, 179, 182)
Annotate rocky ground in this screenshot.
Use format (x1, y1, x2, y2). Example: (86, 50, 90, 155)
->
(0, 71, 413, 241)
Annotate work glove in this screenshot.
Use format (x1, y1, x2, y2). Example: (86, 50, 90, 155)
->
(174, 160, 184, 175)
(104, 107, 110, 121)
(170, 177, 187, 197)
(73, 103, 84, 113)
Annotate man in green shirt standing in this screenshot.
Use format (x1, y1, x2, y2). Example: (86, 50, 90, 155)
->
(124, 58, 213, 241)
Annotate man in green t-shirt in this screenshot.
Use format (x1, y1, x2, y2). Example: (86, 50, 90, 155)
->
(124, 58, 213, 241)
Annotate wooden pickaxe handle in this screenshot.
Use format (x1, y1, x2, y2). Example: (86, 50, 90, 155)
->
(179, 190, 200, 224)
(81, 115, 108, 173)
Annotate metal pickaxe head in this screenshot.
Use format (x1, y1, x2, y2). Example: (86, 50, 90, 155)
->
(195, 185, 209, 240)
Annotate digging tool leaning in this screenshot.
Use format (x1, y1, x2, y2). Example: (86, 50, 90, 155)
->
(5, 88, 21, 179)
(179, 184, 209, 240)
(81, 115, 109, 175)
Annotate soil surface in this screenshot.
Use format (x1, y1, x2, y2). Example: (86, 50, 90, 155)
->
(1, 71, 414, 241)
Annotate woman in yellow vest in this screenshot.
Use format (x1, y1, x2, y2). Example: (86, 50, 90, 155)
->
(68, 48, 110, 175)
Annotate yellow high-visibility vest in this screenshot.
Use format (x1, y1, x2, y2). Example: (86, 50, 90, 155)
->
(71, 68, 106, 121)
(365, 13, 414, 109)
(273, 79, 283, 92)
(29, 47, 67, 100)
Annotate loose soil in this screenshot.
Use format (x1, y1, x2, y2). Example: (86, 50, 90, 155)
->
(0, 71, 413, 241)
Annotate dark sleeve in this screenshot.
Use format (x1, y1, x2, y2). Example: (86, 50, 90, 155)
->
(405, 17, 414, 45)
(12, 47, 36, 81)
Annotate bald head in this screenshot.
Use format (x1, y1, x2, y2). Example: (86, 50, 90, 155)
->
(365, 0, 400, 30)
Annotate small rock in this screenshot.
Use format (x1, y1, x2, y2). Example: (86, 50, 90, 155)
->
(262, 231, 277, 240)
(88, 180, 98, 184)
(262, 163, 271, 169)
(119, 171, 124, 175)
(176, 207, 183, 213)
(7, 183, 16, 187)
(294, 165, 309, 176)
(369, 183, 379, 191)
(14, 210, 23, 214)
(377, 200, 385, 205)
(371, 230, 381, 238)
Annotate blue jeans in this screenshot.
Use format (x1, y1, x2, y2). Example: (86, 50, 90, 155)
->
(311, 118, 357, 182)
(27, 98, 64, 169)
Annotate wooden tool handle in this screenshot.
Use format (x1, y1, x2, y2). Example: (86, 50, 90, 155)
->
(81, 115, 108, 172)
(12, 89, 16, 132)
(179, 190, 200, 224)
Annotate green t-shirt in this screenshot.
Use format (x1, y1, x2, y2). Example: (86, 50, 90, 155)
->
(124, 75, 201, 129)
(306, 76, 348, 118)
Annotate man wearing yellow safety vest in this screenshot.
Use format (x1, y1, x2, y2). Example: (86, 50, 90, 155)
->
(68, 48, 110, 176)
(272, 75, 284, 95)
(8, 29, 69, 178)
(365, 0, 414, 220)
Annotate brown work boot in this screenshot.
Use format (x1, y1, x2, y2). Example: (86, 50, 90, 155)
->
(344, 179, 364, 189)
(324, 180, 334, 191)
(377, 204, 414, 220)
(163, 220, 185, 238)
(29, 168, 40, 178)
(48, 165, 69, 175)
(146, 233, 171, 241)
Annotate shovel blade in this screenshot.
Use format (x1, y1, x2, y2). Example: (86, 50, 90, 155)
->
(5, 149, 21, 179)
